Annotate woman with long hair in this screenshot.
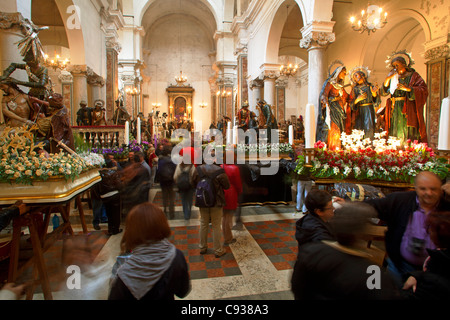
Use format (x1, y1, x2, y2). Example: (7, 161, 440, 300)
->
(109, 203, 191, 300)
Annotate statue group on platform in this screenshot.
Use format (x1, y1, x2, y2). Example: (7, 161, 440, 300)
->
(316, 51, 428, 150)
(0, 18, 74, 154)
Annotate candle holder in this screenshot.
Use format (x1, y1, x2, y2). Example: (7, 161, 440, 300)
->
(304, 148, 315, 167)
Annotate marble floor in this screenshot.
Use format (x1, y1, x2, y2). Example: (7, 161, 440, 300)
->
(10, 185, 303, 301)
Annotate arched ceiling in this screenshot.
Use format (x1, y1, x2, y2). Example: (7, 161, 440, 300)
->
(279, 1, 305, 62)
(141, 0, 217, 38)
(31, 0, 69, 48)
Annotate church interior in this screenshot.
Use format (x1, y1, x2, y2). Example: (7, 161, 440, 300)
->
(0, 0, 449, 304)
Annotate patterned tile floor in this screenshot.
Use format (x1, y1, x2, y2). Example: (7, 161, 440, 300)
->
(1, 185, 302, 300)
(169, 225, 242, 280)
(244, 220, 298, 271)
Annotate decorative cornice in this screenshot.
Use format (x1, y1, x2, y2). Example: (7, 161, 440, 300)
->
(248, 79, 263, 90)
(0, 11, 24, 30)
(86, 67, 105, 87)
(424, 44, 449, 61)
(300, 21, 336, 49)
(300, 31, 335, 49)
(67, 64, 88, 75)
(58, 71, 73, 83)
(275, 78, 288, 88)
(106, 38, 122, 53)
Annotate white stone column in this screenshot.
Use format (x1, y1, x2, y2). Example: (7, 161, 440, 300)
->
(0, 12, 28, 122)
(0, 12, 28, 83)
(263, 76, 276, 107)
(300, 22, 335, 117)
(249, 79, 263, 113)
(69, 65, 89, 125)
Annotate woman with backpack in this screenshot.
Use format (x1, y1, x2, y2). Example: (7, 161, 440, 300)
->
(174, 162, 196, 222)
(156, 145, 177, 219)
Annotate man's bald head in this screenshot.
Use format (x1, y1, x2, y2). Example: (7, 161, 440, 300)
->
(414, 171, 444, 210)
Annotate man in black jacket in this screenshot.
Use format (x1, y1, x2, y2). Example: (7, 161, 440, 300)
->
(365, 171, 450, 288)
(294, 189, 336, 255)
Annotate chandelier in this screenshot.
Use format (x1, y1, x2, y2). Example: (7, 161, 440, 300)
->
(280, 63, 298, 77)
(126, 86, 139, 95)
(349, 4, 387, 35)
(175, 71, 188, 86)
(43, 54, 70, 70)
(199, 102, 208, 108)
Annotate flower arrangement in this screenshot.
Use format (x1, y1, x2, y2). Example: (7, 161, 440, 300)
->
(0, 126, 103, 185)
(236, 142, 293, 155)
(91, 139, 153, 160)
(296, 130, 449, 183)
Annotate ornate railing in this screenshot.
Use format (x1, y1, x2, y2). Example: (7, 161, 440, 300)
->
(72, 125, 125, 149)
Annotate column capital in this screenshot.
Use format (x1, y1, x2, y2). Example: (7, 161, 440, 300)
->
(86, 67, 105, 87)
(67, 64, 88, 76)
(424, 43, 449, 61)
(0, 11, 24, 31)
(58, 71, 73, 83)
(275, 78, 288, 88)
(300, 21, 335, 49)
(260, 63, 280, 80)
(106, 38, 122, 54)
(248, 79, 263, 90)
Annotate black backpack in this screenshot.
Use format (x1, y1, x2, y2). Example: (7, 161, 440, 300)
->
(176, 168, 192, 191)
(195, 166, 224, 208)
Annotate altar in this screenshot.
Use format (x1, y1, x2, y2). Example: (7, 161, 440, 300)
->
(0, 169, 101, 300)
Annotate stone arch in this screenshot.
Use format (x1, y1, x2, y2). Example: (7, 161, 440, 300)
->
(54, 0, 86, 65)
(137, 0, 221, 32)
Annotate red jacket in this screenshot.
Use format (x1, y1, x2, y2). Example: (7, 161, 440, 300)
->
(221, 164, 243, 210)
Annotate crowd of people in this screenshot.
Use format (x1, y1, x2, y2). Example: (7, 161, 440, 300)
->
(291, 171, 450, 299)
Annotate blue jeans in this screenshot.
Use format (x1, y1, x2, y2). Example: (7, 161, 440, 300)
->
(92, 197, 107, 226)
(180, 188, 194, 220)
(386, 257, 419, 289)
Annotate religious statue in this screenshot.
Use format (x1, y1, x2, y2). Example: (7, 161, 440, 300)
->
(111, 98, 131, 125)
(256, 99, 278, 142)
(0, 19, 50, 100)
(0, 81, 35, 128)
(92, 100, 107, 126)
(237, 101, 251, 131)
(296, 115, 304, 142)
(380, 50, 428, 143)
(348, 66, 381, 141)
(76, 100, 93, 126)
(316, 60, 350, 150)
(29, 93, 75, 153)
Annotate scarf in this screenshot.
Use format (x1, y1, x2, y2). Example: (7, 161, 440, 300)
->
(116, 239, 176, 300)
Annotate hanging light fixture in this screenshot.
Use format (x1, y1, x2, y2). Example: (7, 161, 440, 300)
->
(43, 8, 70, 70)
(349, 3, 388, 35)
(152, 64, 161, 108)
(279, 5, 298, 77)
(43, 53, 70, 70)
(175, 0, 187, 86)
(199, 65, 208, 108)
(280, 63, 299, 77)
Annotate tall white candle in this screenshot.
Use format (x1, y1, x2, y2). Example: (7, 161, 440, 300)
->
(233, 126, 238, 145)
(438, 97, 450, 150)
(289, 125, 294, 145)
(137, 117, 141, 144)
(226, 121, 232, 144)
(305, 104, 316, 148)
(125, 121, 130, 146)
